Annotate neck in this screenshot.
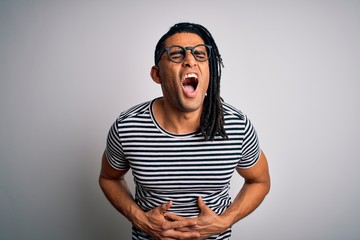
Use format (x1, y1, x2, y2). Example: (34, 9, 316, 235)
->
(153, 98, 202, 135)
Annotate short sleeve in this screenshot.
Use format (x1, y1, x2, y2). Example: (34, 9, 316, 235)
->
(105, 120, 130, 170)
(237, 116, 261, 169)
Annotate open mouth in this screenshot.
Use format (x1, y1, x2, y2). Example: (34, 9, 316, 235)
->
(182, 73, 198, 95)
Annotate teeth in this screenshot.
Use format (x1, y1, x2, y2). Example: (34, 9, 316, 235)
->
(185, 73, 198, 79)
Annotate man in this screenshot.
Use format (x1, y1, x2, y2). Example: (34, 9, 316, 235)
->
(99, 22, 270, 240)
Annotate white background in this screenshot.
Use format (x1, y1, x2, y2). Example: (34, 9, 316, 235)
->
(1, 0, 359, 239)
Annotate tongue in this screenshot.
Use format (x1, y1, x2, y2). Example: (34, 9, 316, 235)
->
(183, 84, 195, 94)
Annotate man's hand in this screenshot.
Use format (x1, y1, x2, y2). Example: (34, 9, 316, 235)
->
(135, 201, 201, 240)
(165, 197, 228, 239)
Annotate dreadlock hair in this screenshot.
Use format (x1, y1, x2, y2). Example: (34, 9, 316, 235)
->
(154, 22, 228, 141)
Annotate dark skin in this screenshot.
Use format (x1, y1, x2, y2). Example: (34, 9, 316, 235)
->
(99, 33, 270, 239)
(164, 152, 270, 239)
(99, 153, 200, 240)
(99, 151, 270, 239)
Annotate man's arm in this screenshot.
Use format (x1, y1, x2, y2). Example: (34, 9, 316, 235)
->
(165, 151, 270, 238)
(221, 150, 270, 225)
(98, 152, 200, 240)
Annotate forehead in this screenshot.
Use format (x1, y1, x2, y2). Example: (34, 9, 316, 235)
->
(165, 32, 205, 47)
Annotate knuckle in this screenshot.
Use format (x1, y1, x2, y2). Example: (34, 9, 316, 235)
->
(161, 223, 169, 230)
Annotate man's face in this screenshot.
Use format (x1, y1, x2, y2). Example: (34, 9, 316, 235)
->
(154, 32, 210, 114)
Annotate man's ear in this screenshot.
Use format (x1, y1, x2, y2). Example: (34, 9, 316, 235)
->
(150, 66, 161, 84)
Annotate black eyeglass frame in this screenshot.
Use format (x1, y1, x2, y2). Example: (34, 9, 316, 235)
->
(156, 44, 212, 65)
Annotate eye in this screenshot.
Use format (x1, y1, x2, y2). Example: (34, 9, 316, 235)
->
(170, 50, 184, 58)
(194, 50, 207, 60)
(168, 47, 185, 61)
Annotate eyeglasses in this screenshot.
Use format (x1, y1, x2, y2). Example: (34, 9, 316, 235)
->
(156, 44, 212, 64)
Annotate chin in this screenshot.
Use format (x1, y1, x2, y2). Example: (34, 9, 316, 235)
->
(179, 99, 204, 113)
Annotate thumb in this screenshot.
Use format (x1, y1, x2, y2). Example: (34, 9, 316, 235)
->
(159, 200, 173, 213)
(197, 196, 207, 211)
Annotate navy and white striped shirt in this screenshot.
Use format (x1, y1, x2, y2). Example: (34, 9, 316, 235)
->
(105, 99, 260, 240)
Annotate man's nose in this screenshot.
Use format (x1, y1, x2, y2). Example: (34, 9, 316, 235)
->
(182, 50, 197, 67)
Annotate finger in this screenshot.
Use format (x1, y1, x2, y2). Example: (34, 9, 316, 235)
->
(161, 220, 198, 234)
(162, 228, 200, 239)
(158, 201, 173, 213)
(174, 226, 195, 232)
(197, 196, 206, 210)
(164, 212, 187, 221)
(168, 219, 198, 230)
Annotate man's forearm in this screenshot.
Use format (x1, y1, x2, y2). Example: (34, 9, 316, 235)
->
(99, 177, 201, 239)
(221, 180, 270, 228)
(166, 181, 270, 239)
(221, 151, 271, 228)
(99, 176, 144, 225)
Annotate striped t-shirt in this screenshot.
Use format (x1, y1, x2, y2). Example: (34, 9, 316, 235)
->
(105, 98, 260, 240)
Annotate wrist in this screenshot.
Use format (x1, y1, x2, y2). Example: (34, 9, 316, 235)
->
(219, 211, 237, 230)
(129, 208, 147, 229)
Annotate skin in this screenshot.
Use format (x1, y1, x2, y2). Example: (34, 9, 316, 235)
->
(99, 32, 270, 239)
(150, 33, 210, 134)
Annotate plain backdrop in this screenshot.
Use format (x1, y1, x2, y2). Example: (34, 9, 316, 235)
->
(1, 0, 359, 239)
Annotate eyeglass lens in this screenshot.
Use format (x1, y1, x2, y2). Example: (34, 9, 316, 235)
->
(167, 45, 210, 63)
